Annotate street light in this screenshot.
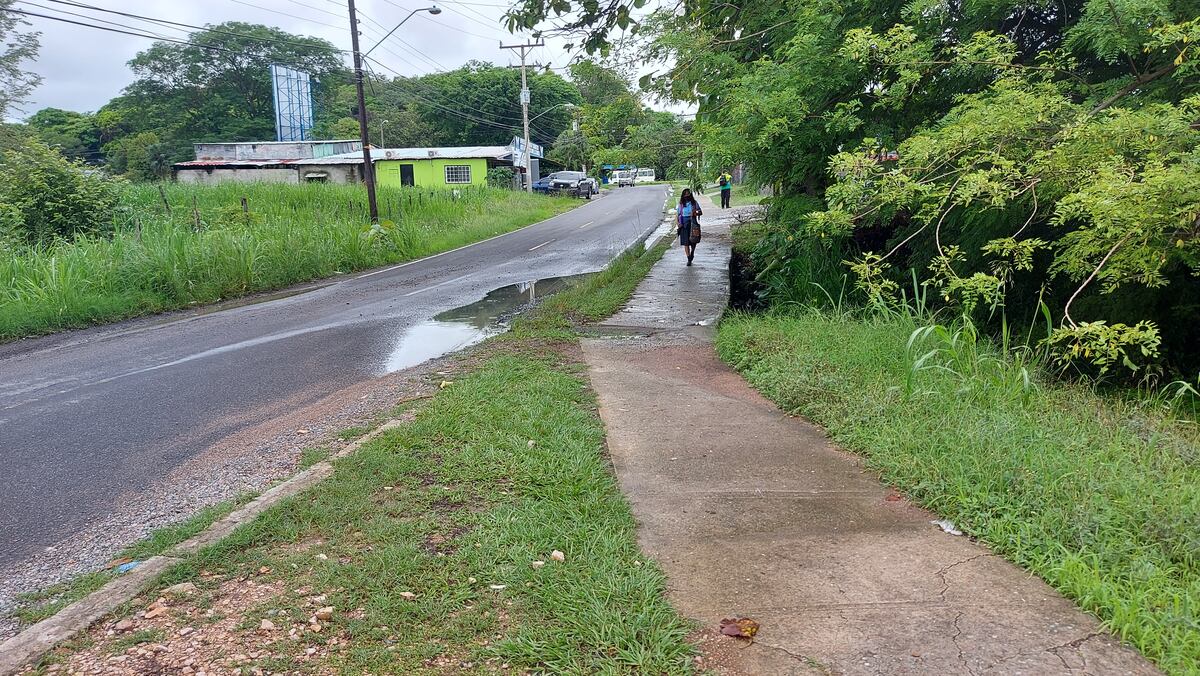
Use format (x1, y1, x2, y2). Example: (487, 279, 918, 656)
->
(380, 119, 389, 148)
(366, 6, 442, 57)
(528, 102, 576, 124)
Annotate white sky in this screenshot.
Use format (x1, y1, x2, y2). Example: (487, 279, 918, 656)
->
(10, 0, 691, 119)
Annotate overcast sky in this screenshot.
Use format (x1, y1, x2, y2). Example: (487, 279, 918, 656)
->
(11, 0, 685, 120)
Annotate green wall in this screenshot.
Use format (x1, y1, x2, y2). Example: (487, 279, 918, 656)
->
(375, 158, 490, 189)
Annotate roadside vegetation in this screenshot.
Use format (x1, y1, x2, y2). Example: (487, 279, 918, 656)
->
(26, 237, 695, 674)
(0, 177, 576, 340)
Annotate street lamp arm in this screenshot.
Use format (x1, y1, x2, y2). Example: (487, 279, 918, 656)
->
(528, 102, 576, 124)
(366, 6, 441, 57)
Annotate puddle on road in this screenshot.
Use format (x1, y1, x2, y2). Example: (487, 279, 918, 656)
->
(383, 275, 590, 372)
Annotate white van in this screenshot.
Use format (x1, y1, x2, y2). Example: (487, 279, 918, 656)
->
(635, 167, 656, 183)
(612, 170, 635, 187)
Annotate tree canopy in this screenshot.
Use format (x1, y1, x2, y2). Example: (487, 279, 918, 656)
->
(510, 0, 1200, 376)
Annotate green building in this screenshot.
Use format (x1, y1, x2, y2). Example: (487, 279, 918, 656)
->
(292, 146, 516, 188)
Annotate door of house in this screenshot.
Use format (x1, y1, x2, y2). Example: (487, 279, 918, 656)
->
(399, 164, 415, 186)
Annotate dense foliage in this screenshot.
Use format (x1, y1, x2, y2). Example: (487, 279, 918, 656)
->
(0, 135, 121, 245)
(511, 0, 1200, 377)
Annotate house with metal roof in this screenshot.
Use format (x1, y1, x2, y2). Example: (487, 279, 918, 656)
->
(174, 143, 533, 188)
(293, 146, 519, 188)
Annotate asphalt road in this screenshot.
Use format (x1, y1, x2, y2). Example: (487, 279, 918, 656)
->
(0, 184, 671, 569)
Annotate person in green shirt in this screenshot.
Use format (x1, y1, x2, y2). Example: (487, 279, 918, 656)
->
(718, 171, 733, 208)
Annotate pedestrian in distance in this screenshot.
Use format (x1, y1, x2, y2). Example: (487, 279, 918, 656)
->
(678, 188, 703, 267)
(718, 170, 733, 208)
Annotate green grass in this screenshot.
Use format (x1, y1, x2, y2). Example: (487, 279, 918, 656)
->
(12, 572, 114, 627)
(716, 309, 1200, 674)
(9, 496, 251, 629)
(0, 183, 577, 340)
(147, 349, 694, 673)
(726, 184, 766, 207)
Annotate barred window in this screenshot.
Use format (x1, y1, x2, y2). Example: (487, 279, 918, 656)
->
(444, 165, 471, 184)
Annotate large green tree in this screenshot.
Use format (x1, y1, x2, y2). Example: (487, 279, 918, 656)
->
(510, 0, 1200, 376)
(25, 108, 100, 161)
(97, 23, 345, 171)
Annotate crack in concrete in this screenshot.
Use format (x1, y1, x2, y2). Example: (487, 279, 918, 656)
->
(755, 641, 830, 674)
(950, 611, 980, 676)
(935, 553, 993, 602)
(1044, 631, 1102, 674)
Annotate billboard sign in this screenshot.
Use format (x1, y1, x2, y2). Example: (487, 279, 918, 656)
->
(270, 64, 315, 142)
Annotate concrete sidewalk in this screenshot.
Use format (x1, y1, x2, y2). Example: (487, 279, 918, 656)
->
(581, 196, 1157, 674)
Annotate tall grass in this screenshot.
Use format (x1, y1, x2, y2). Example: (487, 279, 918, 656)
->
(0, 183, 577, 339)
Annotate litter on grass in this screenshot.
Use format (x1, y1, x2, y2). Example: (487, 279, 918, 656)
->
(932, 519, 963, 536)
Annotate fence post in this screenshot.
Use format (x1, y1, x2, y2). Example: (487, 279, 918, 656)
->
(158, 184, 171, 217)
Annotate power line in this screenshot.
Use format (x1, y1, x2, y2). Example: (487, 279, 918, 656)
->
(39, 0, 351, 52)
(14, 0, 179, 40)
(2, 7, 241, 50)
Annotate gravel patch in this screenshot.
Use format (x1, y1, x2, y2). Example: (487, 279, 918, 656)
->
(0, 352, 465, 641)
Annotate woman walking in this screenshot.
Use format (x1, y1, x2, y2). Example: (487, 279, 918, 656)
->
(677, 188, 702, 266)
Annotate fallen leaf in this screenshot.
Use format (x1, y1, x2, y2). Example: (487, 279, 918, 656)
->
(489, 584, 507, 591)
(439, 380, 454, 389)
(315, 607, 334, 621)
(259, 619, 275, 631)
(297, 429, 310, 435)
(719, 617, 759, 639)
(104, 557, 133, 570)
(550, 550, 565, 562)
(467, 577, 477, 584)
(399, 591, 417, 600)
(531, 561, 545, 569)
(527, 440, 536, 448)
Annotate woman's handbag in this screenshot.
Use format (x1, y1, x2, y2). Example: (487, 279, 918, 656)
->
(689, 216, 702, 245)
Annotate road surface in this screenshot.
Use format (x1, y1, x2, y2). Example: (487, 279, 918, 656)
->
(0, 185, 670, 569)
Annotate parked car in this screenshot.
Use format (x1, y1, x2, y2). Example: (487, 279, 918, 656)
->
(531, 176, 553, 193)
(634, 167, 656, 184)
(547, 171, 596, 198)
(612, 170, 635, 187)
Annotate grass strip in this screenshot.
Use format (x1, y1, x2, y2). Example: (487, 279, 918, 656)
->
(716, 310, 1200, 674)
(0, 184, 577, 340)
(29, 234, 694, 674)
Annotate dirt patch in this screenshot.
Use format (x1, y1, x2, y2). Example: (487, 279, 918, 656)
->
(27, 575, 356, 675)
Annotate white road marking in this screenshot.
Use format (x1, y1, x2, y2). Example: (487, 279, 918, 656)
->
(403, 272, 475, 297)
(577, 220, 595, 230)
(528, 239, 554, 251)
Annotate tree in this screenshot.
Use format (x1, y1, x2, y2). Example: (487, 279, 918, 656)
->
(568, 59, 631, 105)
(99, 23, 345, 168)
(0, 0, 41, 119)
(548, 128, 590, 169)
(509, 0, 1200, 375)
(26, 108, 101, 162)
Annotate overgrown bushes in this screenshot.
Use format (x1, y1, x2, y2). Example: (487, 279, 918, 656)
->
(0, 136, 121, 244)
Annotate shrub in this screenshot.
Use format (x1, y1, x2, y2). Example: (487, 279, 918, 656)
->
(487, 166, 515, 189)
(0, 136, 121, 244)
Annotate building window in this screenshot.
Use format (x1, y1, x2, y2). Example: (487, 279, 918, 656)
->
(444, 165, 471, 184)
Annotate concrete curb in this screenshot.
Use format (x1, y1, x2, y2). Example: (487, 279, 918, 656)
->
(0, 420, 405, 675)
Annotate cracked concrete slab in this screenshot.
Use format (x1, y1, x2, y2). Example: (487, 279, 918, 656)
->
(581, 194, 1158, 675)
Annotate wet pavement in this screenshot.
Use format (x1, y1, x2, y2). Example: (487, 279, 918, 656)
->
(581, 196, 1157, 674)
(0, 185, 671, 571)
(383, 275, 589, 372)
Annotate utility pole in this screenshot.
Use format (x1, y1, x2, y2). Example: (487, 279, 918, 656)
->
(500, 39, 544, 192)
(347, 0, 379, 223)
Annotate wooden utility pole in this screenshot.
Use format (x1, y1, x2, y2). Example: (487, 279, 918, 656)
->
(500, 40, 544, 192)
(347, 0, 379, 223)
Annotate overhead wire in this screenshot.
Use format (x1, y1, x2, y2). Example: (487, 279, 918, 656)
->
(38, 0, 352, 52)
